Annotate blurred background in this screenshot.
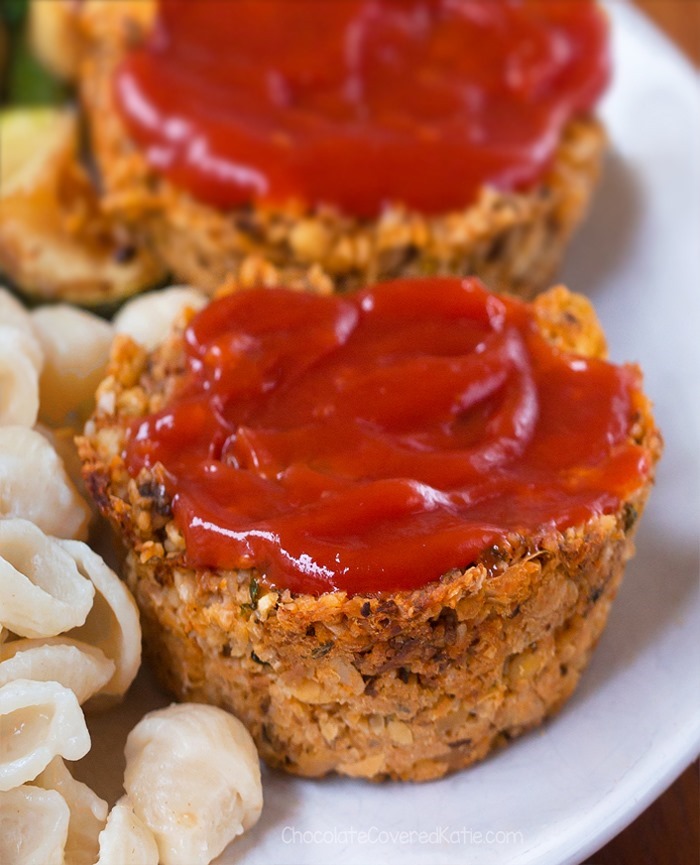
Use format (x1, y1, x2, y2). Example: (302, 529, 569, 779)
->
(634, 0, 700, 64)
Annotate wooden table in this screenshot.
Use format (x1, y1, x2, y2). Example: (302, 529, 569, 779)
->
(585, 4, 699, 863)
(633, 0, 700, 65)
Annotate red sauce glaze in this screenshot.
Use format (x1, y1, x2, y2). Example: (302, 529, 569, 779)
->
(114, 0, 610, 217)
(124, 278, 649, 596)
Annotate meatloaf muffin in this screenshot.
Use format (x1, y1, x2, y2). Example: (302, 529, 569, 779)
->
(79, 276, 661, 781)
(78, 0, 608, 296)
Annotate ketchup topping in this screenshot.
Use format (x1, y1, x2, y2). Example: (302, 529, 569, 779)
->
(125, 278, 649, 595)
(114, 0, 610, 217)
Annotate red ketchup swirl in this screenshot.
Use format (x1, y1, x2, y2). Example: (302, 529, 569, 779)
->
(114, 0, 610, 217)
(125, 278, 649, 595)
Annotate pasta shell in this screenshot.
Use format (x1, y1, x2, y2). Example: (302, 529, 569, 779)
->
(35, 424, 91, 508)
(124, 703, 263, 865)
(60, 540, 141, 703)
(0, 328, 40, 427)
(31, 304, 113, 428)
(0, 785, 69, 865)
(0, 519, 94, 638)
(0, 288, 44, 371)
(113, 286, 206, 351)
(0, 637, 115, 705)
(33, 758, 108, 865)
(95, 796, 159, 865)
(0, 427, 91, 540)
(0, 678, 90, 791)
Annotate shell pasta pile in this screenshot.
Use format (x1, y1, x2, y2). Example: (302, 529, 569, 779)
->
(0, 285, 262, 865)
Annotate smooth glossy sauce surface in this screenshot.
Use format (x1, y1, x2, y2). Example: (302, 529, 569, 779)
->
(114, 0, 610, 216)
(124, 278, 649, 595)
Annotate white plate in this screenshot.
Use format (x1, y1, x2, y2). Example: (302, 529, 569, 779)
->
(74, 4, 700, 864)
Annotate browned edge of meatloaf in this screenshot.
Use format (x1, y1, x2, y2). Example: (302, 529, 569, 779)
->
(78, 283, 662, 781)
(78, 2, 607, 297)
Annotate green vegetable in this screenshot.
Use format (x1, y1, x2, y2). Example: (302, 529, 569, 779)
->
(249, 577, 260, 608)
(7, 27, 69, 105)
(1, 0, 28, 27)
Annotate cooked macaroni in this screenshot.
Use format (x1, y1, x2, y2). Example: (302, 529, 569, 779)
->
(31, 304, 113, 427)
(0, 519, 94, 638)
(60, 539, 141, 703)
(0, 427, 91, 540)
(0, 637, 114, 705)
(95, 796, 159, 865)
(124, 703, 263, 865)
(113, 286, 206, 351)
(0, 288, 43, 367)
(0, 785, 69, 865)
(33, 757, 108, 865)
(0, 678, 90, 791)
(0, 327, 40, 428)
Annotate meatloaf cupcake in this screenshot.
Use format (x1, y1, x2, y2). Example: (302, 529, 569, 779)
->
(79, 0, 609, 295)
(80, 275, 661, 781)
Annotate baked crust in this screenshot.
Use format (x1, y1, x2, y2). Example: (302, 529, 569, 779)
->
(79, 282, 662, 781)
(78, 2, 606, 298)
